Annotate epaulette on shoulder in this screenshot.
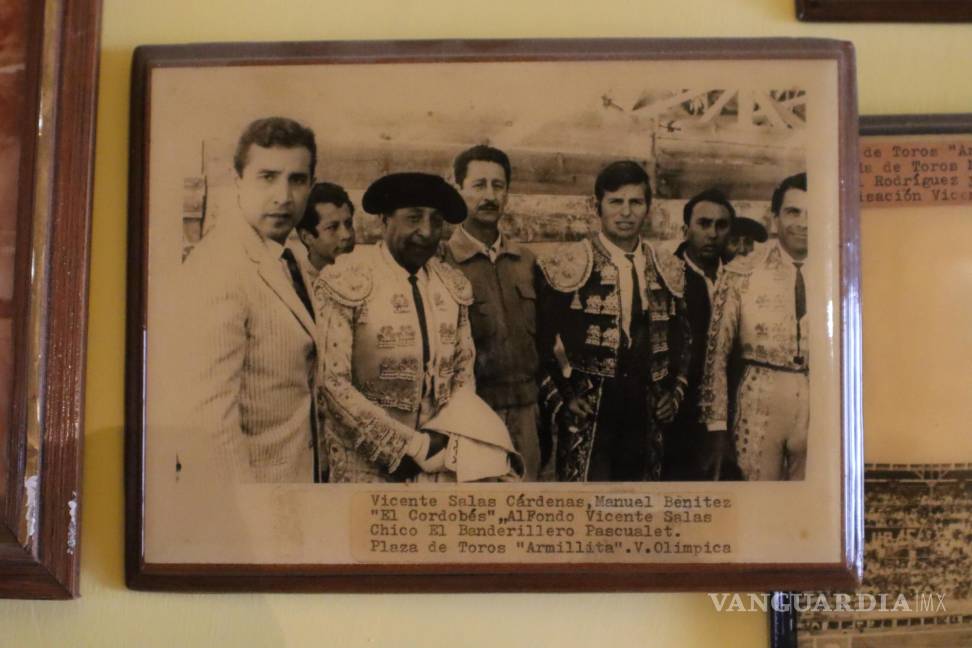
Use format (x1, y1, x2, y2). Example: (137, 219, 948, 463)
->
(314, 253, 374, 307)
(646, 242, 685, 298)
(429, 257, 473, 306)
(537, 239, 593, 293)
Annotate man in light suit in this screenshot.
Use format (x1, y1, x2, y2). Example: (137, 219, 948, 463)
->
(181, 116, 320, 483)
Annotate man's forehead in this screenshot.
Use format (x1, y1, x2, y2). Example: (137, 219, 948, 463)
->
(691, 201, 732, 220)
(465, 160, 507, 177)
(242, 144, 312, 170)
(603, 182, 647, 196)
(314, 202, 352, 219)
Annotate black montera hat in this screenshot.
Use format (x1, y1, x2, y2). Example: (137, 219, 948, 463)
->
(362, 172, 467, 224)
(731, 216, 769, 242)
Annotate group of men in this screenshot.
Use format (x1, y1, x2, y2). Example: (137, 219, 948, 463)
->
(181, 115, 810, 486)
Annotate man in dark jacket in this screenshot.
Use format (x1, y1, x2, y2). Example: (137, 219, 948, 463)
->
(443, 145, 544, 480)
(665, 188, 734, 480)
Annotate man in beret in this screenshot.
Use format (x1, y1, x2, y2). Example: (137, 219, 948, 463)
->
(315, 172, 522, 483)
(724, 216, 768, 261)
(442, 145, 544, 480)
(700, 172, 809, 481)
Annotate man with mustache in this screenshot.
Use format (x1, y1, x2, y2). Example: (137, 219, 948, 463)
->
(700, 172, 809, 481)
(442, 145, 543, 480)
(316, 172, 521, 483)
(665, 189, 735, 480)
(536, 161, 692, 482)
(182, 116, 320, 482)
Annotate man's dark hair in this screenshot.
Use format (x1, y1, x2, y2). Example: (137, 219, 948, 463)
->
(770, 172, 807, 216)
(594, 160, 652, 208)
(233, 116, 317, 178)
(453, 145, 511, 187)
(683, 188, 736, 225)
(296, 182, 354, 236)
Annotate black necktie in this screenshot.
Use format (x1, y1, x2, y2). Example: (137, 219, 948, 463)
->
(794, 262, 806, 363)
(408, 274, 430, 373)
(281, 248, 315, 322)
(623, 252, 643, 348)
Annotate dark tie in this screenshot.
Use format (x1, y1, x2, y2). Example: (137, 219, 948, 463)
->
(622, 252, 643, 348)
(794, 262, 806, 364)
(408, 274, 431, 373)
(280, 247, 320, 482)
(281, 247, 315, 321)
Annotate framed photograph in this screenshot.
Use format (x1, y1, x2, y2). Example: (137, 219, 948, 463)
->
(797, 0, 972, 22)
(126, 38, 862, 592)
(774, 114, 972, 646)
(0, 0, 100, 599)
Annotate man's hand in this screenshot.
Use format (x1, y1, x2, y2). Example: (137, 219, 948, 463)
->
(566, 397, 595, 421)
(413, 431, 450, 473)
(699, 429, 730, 480)
(654, 391, 678, 424)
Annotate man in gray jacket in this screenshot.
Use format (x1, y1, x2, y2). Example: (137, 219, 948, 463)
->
(443, 145, 543, 480)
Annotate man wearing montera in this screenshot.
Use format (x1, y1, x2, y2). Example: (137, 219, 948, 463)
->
(316, 172, 522, 483)
(536, 161, 692, 482)
(182, 116, 320, 483)
(293, 180, 356, 296)
(700, 172, 809, 481)
(442, 145, 543, 480)
(664, 188, 734, 480)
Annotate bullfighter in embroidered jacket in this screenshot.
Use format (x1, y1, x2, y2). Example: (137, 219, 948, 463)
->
(536, 161, 692, 482)
(315, 172, 521, 483)
(700, 172, 809, 481)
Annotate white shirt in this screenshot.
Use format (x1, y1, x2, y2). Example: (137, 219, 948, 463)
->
(597, 233, 647, 341)
(683, 252, 721, 302)
(377, 242, 440, 382)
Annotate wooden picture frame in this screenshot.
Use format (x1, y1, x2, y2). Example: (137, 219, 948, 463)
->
(126, 38, 862, 592)
(797, 0, 972, 22)
(0, 0, 101, 599)
(773, 113, 972, 647)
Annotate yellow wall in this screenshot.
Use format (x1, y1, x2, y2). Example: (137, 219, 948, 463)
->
(1, 0, 971, 645)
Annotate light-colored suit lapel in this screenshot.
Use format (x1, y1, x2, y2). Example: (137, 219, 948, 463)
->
(238, 222, 316, 337)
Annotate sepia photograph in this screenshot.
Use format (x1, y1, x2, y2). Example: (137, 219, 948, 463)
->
(127, 39, 859, 591)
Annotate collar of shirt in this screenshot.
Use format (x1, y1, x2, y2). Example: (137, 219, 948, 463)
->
(683, 251, 721, 301)
(596, 232, 647, 340)
(456, 225, 509, 263)
(378, 240, 428, 284)
(773, 238, 805, 266)
(262, 236, 296, 283)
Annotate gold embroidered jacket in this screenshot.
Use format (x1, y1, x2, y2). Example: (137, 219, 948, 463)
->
(536, 236, 692, 481)
(314, 244, 476, 483)
(700, 241, 810, 431)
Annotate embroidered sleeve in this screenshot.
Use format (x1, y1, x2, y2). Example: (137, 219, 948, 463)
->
(699, 271, 743, 431)
(319, 295, 419, 472)
(451, 303, 476, 393)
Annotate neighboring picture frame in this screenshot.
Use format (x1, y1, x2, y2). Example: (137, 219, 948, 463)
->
(773, 113, 972, 647)
(126, 38, 862, 592)
(0, 0, 100, 599)
(797, 0, 972, 22)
